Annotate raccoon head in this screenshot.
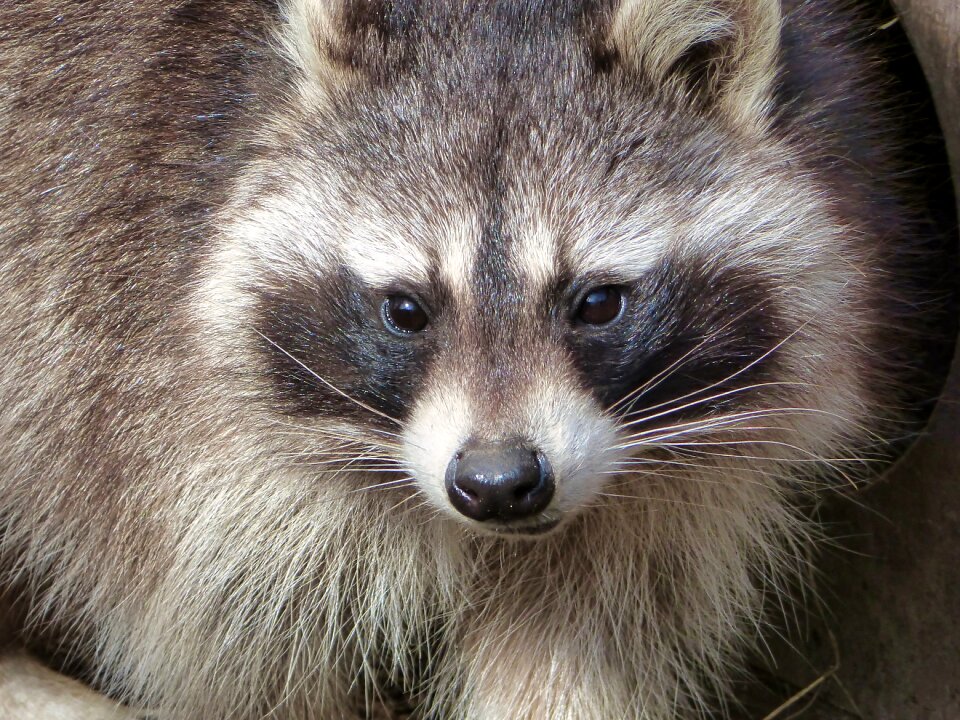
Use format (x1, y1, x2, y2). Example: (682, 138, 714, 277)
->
(207, 0, 878, 538)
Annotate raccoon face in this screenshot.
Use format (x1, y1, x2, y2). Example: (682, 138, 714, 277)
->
(211, 0, 870, 537)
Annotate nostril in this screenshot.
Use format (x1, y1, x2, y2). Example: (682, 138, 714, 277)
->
(512, 483, 534, 501)
(511, 469, 541, 501)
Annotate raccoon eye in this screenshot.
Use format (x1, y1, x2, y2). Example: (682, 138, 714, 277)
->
(382, 295, 429, 334)
(576, 286, 625, 326)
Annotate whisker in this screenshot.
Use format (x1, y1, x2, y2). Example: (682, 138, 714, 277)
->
(290, 467, 410, 476)
(387, 490, 428, 515)
(277, 454, 403, 466)
(589, 492, 746, 516)
(606, 332, 719, 416)
(663, 441, 872, 489)
(605, 294, 781, 415)
(618, 380, 810, 432)
(614, 409, 789, 447)
(611, 455, 784, 484)
(262, 417, 407, 448)
(349, 477, 417, 494)
(254, 329, 404, 429)
(609, 301, 814, 420)
(616, 405, 864, 447)
(662, 439, 886, 464)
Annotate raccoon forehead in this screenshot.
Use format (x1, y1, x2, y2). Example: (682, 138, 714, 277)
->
(336, 217, 432, 287)
(565, 212, 671, 280)
(337, 213, 482, 293)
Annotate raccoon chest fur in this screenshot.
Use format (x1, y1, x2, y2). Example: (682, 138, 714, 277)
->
(0, 1, 952, 719)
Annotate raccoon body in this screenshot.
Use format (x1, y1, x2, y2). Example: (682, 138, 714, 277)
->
(0, 1, 951, 718)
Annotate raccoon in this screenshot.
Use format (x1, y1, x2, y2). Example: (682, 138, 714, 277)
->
(0, 0, 953, 718)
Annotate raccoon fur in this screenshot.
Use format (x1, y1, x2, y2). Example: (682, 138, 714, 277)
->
(0, 0, 952, 718)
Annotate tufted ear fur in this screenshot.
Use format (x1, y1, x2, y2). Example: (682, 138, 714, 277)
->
(278, 0, 415, 87)
(607, 0, 782, 129)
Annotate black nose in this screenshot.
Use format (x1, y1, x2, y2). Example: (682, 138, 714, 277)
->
(445, 444, 555, 522)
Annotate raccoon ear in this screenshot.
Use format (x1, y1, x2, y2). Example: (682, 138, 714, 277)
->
(279, 0, 415, 84)
(607, 0, 781, 128)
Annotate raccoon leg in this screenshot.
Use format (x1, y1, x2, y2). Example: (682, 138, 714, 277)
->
(0, 652, 141, 720)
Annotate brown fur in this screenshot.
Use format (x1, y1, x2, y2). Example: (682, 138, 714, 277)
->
(0, 1, 953, 719)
